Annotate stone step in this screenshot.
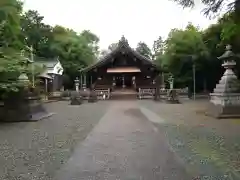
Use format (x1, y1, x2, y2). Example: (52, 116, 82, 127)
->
(110, 93, 138, 100)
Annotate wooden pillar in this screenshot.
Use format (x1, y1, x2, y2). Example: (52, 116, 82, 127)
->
(154, 74, 161, 101)
(90, 75, 92, 88)
(122, 75, 125, 88)
(45, 78, 48, 100)
(161, 72, 165, 89)
(45, 78, 48, 93)
(80, 74, 82, 89)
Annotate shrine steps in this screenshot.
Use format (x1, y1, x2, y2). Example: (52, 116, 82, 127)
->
(110, 89, 138, 100)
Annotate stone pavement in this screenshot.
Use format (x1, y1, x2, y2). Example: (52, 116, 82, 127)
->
(54, 101, 191, 180)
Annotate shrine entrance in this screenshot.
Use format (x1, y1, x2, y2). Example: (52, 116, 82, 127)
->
(115, 74, 133, 88)
(107, 67, 140, 90)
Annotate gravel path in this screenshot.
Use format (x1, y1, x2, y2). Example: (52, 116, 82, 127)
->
(54, 101, 190, 180)
(0, 101, 109, 180)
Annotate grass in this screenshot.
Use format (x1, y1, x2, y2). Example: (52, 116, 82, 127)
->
(231, 119, 240, 125)
(189, 138, 240, 180)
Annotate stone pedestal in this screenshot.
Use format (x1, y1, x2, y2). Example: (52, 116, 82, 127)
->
(207, 45, 240, 118)
(88, 90, 98, 103)
(208, 93, 240, 118)
(0, 90, 54, 122)
(165, 89, 180, 104)
(79, 89, 90, 100)
(70, 91, 83, 105)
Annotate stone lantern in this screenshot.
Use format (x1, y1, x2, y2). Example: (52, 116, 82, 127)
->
(208, 45, 240, 118)
(168, 75, 174, 90)
(18, 73, 29, 88)
(74, 77, 80, 92)
(166, 74, 179, 104)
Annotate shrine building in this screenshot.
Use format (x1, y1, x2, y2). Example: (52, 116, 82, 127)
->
(80, 36, 161, 99)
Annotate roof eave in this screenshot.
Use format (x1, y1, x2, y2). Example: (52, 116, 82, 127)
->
(81, 41, 158, 73)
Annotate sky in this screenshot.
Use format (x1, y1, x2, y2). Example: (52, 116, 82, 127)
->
(22, 0, 217, 50)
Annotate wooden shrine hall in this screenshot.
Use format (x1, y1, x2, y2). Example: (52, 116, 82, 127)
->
(80, 36, 161, 99)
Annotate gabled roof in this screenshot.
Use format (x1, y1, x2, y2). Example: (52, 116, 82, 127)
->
(34, 57, 60, 69)
(82, 36, 157, 72)
(38, 70, 53, 79)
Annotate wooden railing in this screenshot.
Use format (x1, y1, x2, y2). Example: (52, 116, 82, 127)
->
(94, 88, 111, 100)
(138, 88, 189, 100)
(138, 88, 156, 99)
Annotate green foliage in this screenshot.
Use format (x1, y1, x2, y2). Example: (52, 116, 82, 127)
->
(0, 0, 100, 97)
(1, 0, 240, 97)
(218, 12, 240, 46)
(155, 12, 240, 92)
(49, 26, 99, 87)
(0, 48, 29, 98)
(136, 41, 152, 59)
(171, 0, 239, 20)
(152, 36, 164, 58)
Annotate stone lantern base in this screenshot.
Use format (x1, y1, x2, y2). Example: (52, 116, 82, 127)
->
(165, 89, 180, 104)
(0, 90, 54, 122)
(207, 93, 240, 118)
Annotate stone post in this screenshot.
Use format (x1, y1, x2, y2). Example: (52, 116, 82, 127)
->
(74, 77, 80, 92)
(166, 74, 179, 103)
(83, 74, 87, 90)
(168, 75, 174, 90)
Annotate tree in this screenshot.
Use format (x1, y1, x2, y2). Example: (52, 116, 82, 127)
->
(0, 0, 23, 48)
(108, 42, 118, 51)
(171, 0, 240, 22)
(0, 0, 101, 92)
(0, 0, 22, 30)
(152, 36, 164, 60)
(136, 41, 152, 59)
(0, 0, 32, 98)
(48, 26, 99, 88)
(20, 10, 53, 57)
(161, 23, 209, 90)
(100, 49, 109, 56)
(80, 30, 100, 57)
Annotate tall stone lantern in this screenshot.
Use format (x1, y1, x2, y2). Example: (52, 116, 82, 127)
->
(208, 45, 240, 118)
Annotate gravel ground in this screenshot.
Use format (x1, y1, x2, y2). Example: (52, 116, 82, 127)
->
(140, 99, 240, 180)
(1, 99, 240, 180)
(0, 101, 109, 180)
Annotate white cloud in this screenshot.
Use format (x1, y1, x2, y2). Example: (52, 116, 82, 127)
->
(22, 0, 217, 50)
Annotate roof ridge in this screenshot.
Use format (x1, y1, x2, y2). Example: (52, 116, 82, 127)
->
(81, 36, 156, 72)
